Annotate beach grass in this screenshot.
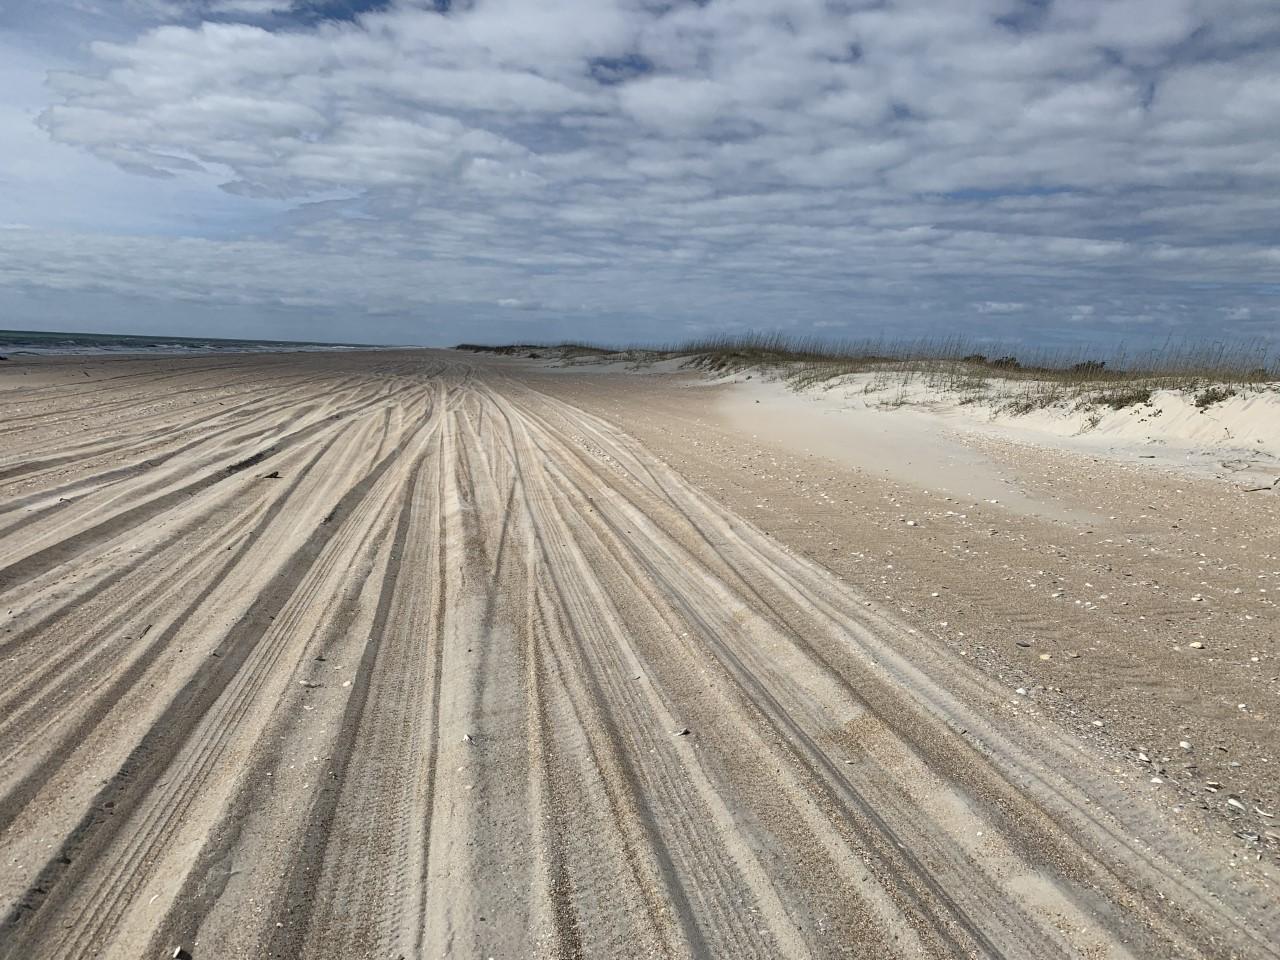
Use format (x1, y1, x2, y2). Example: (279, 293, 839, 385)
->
(456, 332, 1279, 413)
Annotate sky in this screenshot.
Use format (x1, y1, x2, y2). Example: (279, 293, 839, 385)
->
(1, 0, 1278, 348)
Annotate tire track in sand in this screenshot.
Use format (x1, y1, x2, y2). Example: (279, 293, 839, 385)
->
(0, 352, 1274, 960)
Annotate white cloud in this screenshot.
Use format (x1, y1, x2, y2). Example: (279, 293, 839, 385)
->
(975, 301, 1025, 314)
(1090, 0, 1200, 51)
(2, 0, 1278, 346)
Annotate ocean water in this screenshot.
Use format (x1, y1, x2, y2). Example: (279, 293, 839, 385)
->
(0, 329, 379, 357)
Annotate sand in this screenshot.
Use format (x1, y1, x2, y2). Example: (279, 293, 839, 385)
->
(0, 349, 1276, 959)
(714, 369, 1280, 489)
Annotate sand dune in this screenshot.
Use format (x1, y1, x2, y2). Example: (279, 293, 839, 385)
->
(0, 350, 1276, 959)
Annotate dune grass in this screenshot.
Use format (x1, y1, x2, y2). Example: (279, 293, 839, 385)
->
(456, 332, 1279, 414)
(456, 342, 620, 359)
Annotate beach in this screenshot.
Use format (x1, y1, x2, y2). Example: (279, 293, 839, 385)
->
(1, 348, 1276, 959)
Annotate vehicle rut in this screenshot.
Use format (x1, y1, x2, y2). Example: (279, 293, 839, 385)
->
(0, 351, 1274, 960)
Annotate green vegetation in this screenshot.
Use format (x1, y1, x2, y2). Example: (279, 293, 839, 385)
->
(456, 332, 1278, 415)
(1194, 385, 1237, 409)
(1098, 386, 1154, 409)
(456, 342, 620, 361)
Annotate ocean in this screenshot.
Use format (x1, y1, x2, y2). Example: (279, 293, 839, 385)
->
(0, 328, 381, 357)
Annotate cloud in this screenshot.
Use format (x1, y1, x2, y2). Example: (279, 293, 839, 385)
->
(496, 297, 541, 310)
(975, 301, 1025, 314)
(5, 0, 1280, 345)
(119, 1, 383, 24)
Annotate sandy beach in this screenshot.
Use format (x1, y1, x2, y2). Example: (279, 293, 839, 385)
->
(1, 348, 1277, 959)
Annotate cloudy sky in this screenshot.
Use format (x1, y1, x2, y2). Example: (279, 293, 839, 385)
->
(1, 0, 1278, 347)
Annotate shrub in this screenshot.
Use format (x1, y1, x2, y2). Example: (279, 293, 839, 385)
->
(1099, 387, 1153, 409)
(1194, 385, 1236, 409)
(1070, 360, 1107, 375)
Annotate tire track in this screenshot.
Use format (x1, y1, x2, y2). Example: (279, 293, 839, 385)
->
(0, 351, 1274, 960)
(0, 420, 410, 957)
